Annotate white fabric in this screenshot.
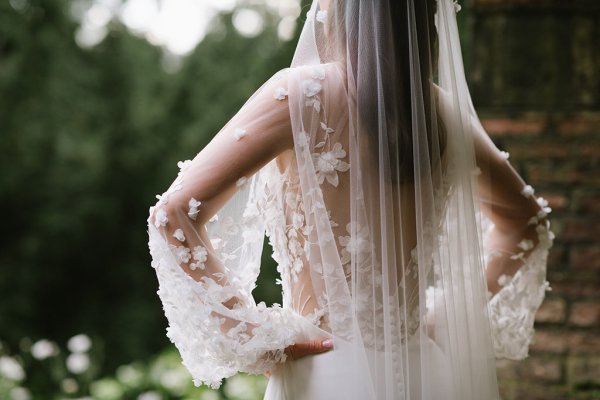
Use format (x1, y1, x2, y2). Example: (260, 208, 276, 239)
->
(146, 0, 554, 398)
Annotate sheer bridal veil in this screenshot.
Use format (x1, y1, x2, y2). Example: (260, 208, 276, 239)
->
(147, 0, 554, 398)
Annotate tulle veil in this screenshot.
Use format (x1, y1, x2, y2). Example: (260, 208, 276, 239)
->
(146, 0, 554, 398)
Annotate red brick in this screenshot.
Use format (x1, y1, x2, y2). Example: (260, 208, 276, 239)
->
(482, 116, 547, 136)
(535, 298, 567, 324)
(496, 358, 520, 380)
(561, 219, 600, 242)
(530, 329, 568, 353)
(527, 164, 600, 186)
(548, 246, 566, 271)
(572, 191, 600, 214)
(567, 356, 600, 387)
(568, 302, 600, 327)
(521, 356, 564, 383)
(570, 246, 600, 270)
(557, 113, 600, 137)
(567, 331, 600, 354)
(544, 194, 569, 213)
(506, 142, 572, 160)
(551, 280, 600, 300)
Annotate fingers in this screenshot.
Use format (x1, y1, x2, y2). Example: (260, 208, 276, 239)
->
(285, 337, 334, 361)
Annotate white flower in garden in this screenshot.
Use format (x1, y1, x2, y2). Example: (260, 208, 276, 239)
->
(67, 334, 92, 353)
(116, 364, 144, 387)
(9, 387, 31, 400)
(154, 208, 168, 228)
(312, 142, 351, 187)
(172, 229, 185, 242)
(90, 378, 124, 399)
(234, 128, 247, 141)
(274, 87, 288, 101)
(66, 352, 90, 374)
(31, 339, 59, 360)
(158, 367, 189, 392)
(138, 391, 162, 400)
(61, 377, 79, 393)
(0, 356, 26, 381)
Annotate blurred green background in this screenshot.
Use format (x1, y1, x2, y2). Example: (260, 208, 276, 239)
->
(1, 0, 306, 398)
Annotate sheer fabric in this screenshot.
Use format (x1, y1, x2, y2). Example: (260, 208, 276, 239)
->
(146, 0, 554, 398)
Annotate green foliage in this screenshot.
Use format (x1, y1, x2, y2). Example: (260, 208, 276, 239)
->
(0, 334, 268, 399)
(0, 0, 298, 375)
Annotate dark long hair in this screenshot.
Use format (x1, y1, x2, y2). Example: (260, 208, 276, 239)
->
(323, 0, 444, 183)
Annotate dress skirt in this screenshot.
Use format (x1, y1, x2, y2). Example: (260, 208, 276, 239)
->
(263, 316, 455, 400)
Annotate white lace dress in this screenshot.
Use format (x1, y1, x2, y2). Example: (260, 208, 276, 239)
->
(146, 63, 554, 399)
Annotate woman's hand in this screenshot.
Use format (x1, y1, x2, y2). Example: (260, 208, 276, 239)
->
(263, 337, 334, 378)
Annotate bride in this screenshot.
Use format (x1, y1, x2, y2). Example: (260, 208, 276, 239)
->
(146, 0, 554, 398)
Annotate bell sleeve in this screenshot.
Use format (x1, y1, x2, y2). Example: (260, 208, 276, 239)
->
(472, 117, 555, 360)
(146, 68, 305, 389)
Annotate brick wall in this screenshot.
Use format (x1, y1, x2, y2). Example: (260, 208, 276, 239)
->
(469, 0, 600, 398)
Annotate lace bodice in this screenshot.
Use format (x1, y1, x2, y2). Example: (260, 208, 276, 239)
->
(146, 62, 553, 389)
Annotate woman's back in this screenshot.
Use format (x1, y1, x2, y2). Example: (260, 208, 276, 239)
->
(146, 1, 554, 398)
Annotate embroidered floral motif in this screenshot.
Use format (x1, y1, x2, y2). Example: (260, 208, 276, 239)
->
(320, 122, 335, 134)
(316, 10, 328, 23)
(190, 245, 208, 270)
(154, 209, 168, 228)
(338, 222, 370, 265)
(173, 229, 186, 242)
(521, 185, 534, 198)
(169, 244, 191, 264)
(453, 0, 462, 13)
(188, 198, 201, 220)
(312, 143, 350, 187)
(234, 128, 247, 141)
(274, 87, 288, 101)
(236, 176, 248, 188)
(311, 66, 326, 81)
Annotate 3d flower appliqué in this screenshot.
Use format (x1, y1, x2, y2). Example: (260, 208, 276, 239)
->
(188, 197, 201, 220)
(274, 87, 288, 101)
(169, 244, 191, 264)
(312, 142, 350, 187)
(154, 209, 168, 228)
(338, 222, 370, 265)
(521, 185, 535, 198)
(190, 245, 208, 270)
(302, 80, 322, 97)
(453, 0, 462, 13)
(316, 10, 328, 23)
(234, 128, 247, 141)
(173, 229, 186, 242)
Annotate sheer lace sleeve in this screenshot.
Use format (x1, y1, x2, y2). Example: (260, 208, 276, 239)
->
(471, 117, 555, 360)
(146, 69, 305, 389)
